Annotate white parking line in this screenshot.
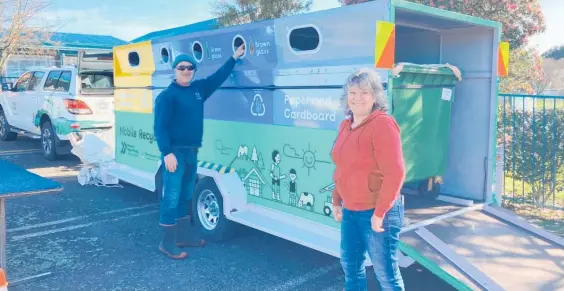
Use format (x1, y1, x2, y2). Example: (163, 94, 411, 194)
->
(268, 264, 340, 291)
(11, 209, 159, 241)
(0, 149, 42, 156)
(8, 204, 158, 233)
(26, 168, 80, 178)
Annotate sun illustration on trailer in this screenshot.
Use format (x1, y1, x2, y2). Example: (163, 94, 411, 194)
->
(283, 143, 330, 176)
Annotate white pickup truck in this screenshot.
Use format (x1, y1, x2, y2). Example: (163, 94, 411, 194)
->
(0, 50, 115, 160)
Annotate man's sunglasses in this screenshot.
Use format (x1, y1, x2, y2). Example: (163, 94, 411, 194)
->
(176, 65, 194, 71)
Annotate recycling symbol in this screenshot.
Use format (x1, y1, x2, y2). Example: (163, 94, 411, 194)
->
(250, 93, 266, 117)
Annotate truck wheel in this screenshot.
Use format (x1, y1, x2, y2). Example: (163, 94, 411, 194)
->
(192, 177, 237, 242)
(0, 109, 17, 141)
(41, 121, 58, 161)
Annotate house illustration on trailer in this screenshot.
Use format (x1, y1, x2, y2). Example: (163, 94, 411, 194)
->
(243, 167, 267, 197)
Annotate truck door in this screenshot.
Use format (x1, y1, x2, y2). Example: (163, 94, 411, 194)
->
(21, 71, 46, 134)
(6, 72, 32, 130)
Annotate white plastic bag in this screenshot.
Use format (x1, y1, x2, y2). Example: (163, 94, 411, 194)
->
(70, 128, 121, 187)
(70, 128, 115, 165)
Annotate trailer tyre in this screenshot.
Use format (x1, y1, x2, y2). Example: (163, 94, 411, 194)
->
(192, 177, 236, 242)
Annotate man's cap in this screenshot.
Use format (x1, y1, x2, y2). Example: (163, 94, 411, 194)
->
(172, 54, 198, 71)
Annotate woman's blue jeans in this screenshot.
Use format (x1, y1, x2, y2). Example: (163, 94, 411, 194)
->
(340, 198, 405, 291)
(159, 148, 198, 226)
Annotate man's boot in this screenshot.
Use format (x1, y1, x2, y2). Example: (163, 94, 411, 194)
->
(159, 224, 188, 259)
(176, 215, 206, 248)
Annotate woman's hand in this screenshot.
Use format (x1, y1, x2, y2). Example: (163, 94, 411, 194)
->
(164, 153, 178, 173)
(333, 206, 343, 222)
(233, 44, 245, 60)
(371, 215, 384, 232)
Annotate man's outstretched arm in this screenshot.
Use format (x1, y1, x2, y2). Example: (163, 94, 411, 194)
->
(200, 57, 236, 101)
(200, 44, 245, 101)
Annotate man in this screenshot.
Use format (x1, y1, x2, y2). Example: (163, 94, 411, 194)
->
(154, 44, 245, 259)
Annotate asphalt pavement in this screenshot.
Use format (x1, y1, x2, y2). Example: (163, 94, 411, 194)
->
(1, 136, 456, 291)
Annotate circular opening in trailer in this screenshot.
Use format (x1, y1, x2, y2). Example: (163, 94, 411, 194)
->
(192, 41, 203, 63)
(161, 47, 170, 64)
(128, 51, 140, 67)
(232, 34, 247, 58)
(288, 25, 321, 54)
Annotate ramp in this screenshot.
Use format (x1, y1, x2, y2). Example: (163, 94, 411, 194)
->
(400, 204, 564, 291)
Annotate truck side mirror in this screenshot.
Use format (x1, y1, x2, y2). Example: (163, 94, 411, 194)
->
(1, 82, 12, 91)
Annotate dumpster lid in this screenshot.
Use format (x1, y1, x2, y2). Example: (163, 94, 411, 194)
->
(393, 62, 462, 81)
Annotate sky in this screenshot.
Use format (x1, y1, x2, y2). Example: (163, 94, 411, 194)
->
(528, 0, 564, 52)
(39, 0, 562, 52)
(37, 0, 339, 41)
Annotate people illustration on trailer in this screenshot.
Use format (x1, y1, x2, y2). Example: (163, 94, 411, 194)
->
(270, 150, 286, 201)
(230, 145, 326, 216)
(285, 169, 298, 206)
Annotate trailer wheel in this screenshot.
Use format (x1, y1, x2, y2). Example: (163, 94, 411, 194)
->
(192, 177, 236, 242)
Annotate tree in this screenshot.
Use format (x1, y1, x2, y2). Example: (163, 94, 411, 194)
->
(543, 45, 564, 60)
(251, 146, 259, 164)
(542, 58, 564, 93)
(257, 153, 265, 169)
(1, 0, 58, 74)
(210, 0, 313, 28)
(497, 105, 564, 207)
(499, 47, 547, 94)
(339, 0, 546, 49)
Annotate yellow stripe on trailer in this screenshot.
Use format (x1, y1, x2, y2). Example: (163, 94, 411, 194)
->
(197, 160, 236, 174)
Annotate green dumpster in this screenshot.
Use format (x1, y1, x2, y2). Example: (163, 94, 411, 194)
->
(391, 63, 461, 194)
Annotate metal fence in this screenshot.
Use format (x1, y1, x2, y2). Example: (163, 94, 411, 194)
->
(1, 77, 18, 84)
(1, 77, 18, 91)
(498, 93, 564, 210)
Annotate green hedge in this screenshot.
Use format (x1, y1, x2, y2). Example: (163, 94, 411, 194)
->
(497, 101, 564, 207)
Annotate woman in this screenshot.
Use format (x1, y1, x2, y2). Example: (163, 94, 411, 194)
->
(331, 68, 406, 291)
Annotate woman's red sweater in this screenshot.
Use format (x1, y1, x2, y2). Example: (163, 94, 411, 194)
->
(331, 110, 406, 219)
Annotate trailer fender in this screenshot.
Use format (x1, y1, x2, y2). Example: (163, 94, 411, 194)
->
(191, 161, 249, 241)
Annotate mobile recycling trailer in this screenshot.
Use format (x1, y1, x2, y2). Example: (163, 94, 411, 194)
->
(107, 1, 564, 290)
